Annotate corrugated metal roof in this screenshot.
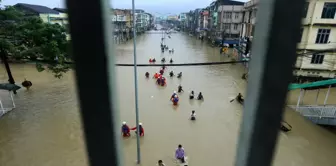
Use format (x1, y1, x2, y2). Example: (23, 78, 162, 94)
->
(15, 3, 59, 14)
(53, 8, 67, 13)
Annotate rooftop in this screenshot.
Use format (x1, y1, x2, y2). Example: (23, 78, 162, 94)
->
(15, 3, 59, 14)
(53, 8, 67, 13)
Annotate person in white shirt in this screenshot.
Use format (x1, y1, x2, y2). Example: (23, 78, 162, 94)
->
(190, 110, 196, 120)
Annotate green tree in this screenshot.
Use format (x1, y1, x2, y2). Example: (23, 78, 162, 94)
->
(0, 5, 71, 79)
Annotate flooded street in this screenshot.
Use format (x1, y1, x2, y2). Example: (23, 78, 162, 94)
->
(1, 31, 336, 166)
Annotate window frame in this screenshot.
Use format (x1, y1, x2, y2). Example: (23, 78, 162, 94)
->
(315, 28, 331, 44)
(235, 12, 239, 19)
(321, 2, 336, 19)
(298, 28, 303, 42)
(234, 24, 238, 30)
(227, 12, 232, 19)
(311, 54, 325, 64)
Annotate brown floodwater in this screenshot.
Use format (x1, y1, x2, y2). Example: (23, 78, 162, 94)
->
(1, 31, 336, 166)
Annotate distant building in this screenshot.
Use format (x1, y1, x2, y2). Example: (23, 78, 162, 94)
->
(205, 0, 244, 39)
(217, 0, 245, 38)
(241, 0, 258, 38)
(14, 3, 67, 26)
(143, 13, 153, 29)
(242, 0, 336, 80)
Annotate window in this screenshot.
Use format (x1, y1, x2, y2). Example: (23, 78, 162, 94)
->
(226, 12, 232, 19)
(298, 28, 303, 42)
(223, 23, 230, 30)
(302, 2, 309, 18)
(235, 13, 239, 19)
(321, 2, 336, 19)
(234, 24, 238, 30)
(315, 29, 330, 44)
(311, 54, 324, 64)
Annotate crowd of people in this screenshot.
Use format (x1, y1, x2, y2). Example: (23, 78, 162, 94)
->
(121, 37, 215, 166)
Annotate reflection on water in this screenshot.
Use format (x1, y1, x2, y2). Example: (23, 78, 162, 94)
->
(0, 33, 336, 166)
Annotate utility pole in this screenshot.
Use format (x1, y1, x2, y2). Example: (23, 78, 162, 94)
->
(131, 0, 141, 163)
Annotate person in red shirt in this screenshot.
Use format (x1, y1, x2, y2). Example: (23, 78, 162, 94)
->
(131, 123, 144, 137)
(121, 121, 130, 137)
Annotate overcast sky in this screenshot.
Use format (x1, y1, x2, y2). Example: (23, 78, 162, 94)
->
(1, 0, 247, 15)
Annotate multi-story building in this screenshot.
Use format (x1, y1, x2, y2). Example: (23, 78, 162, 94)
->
(295, 0, 336, 80)
(200, 10, 209, 29)
(187, 10, 196, 32)
(218, 2, 244, 38)
(207, 0, 244, 40)
(242, 0, 336, 80)
(143, 13, 153, 30)
(186, 9, 201, 34)
(178, 13, 188, 30)
(241, 0, 258, 38)
(132, 9, 146, 32)
(111, 9, 128, 32)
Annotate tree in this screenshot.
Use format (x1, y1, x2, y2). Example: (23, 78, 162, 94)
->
(0, 5, 71, 80)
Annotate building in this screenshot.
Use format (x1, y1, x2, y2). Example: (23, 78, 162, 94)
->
(187, 10, 196, 32)
(143, 13, 153, 30)
(217, 2, 244, 38)
(14, 3, 68, 26)
(241, 0, 336, 80)
(200, 10, 209, 30)
(241, 0, 258, 38)
(111, 9, 129, 32)
(178, 13, 188, 30)
(206, 0, 244, 42)
(187, 9, 201, 34)
(111, 9, 132, 43)
(295, 0, 336, 80)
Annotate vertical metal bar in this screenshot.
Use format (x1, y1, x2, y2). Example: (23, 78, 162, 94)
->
(9, 91, 15, 108)
(324, 85, 331, 105)
(296, 89, 303, 111)
(131, 0, 141, 163)
(301, 89, 306, 105)
(234, 0, 305, 166)
(315, 89, 320, 105)
(66, 0, 122, 166)
(0, 97, 4, 115)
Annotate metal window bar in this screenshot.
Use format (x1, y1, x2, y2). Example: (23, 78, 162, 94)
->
(66, 0, 305, 166)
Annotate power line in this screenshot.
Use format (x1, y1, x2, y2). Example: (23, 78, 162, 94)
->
(115, 60, 248, 66)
